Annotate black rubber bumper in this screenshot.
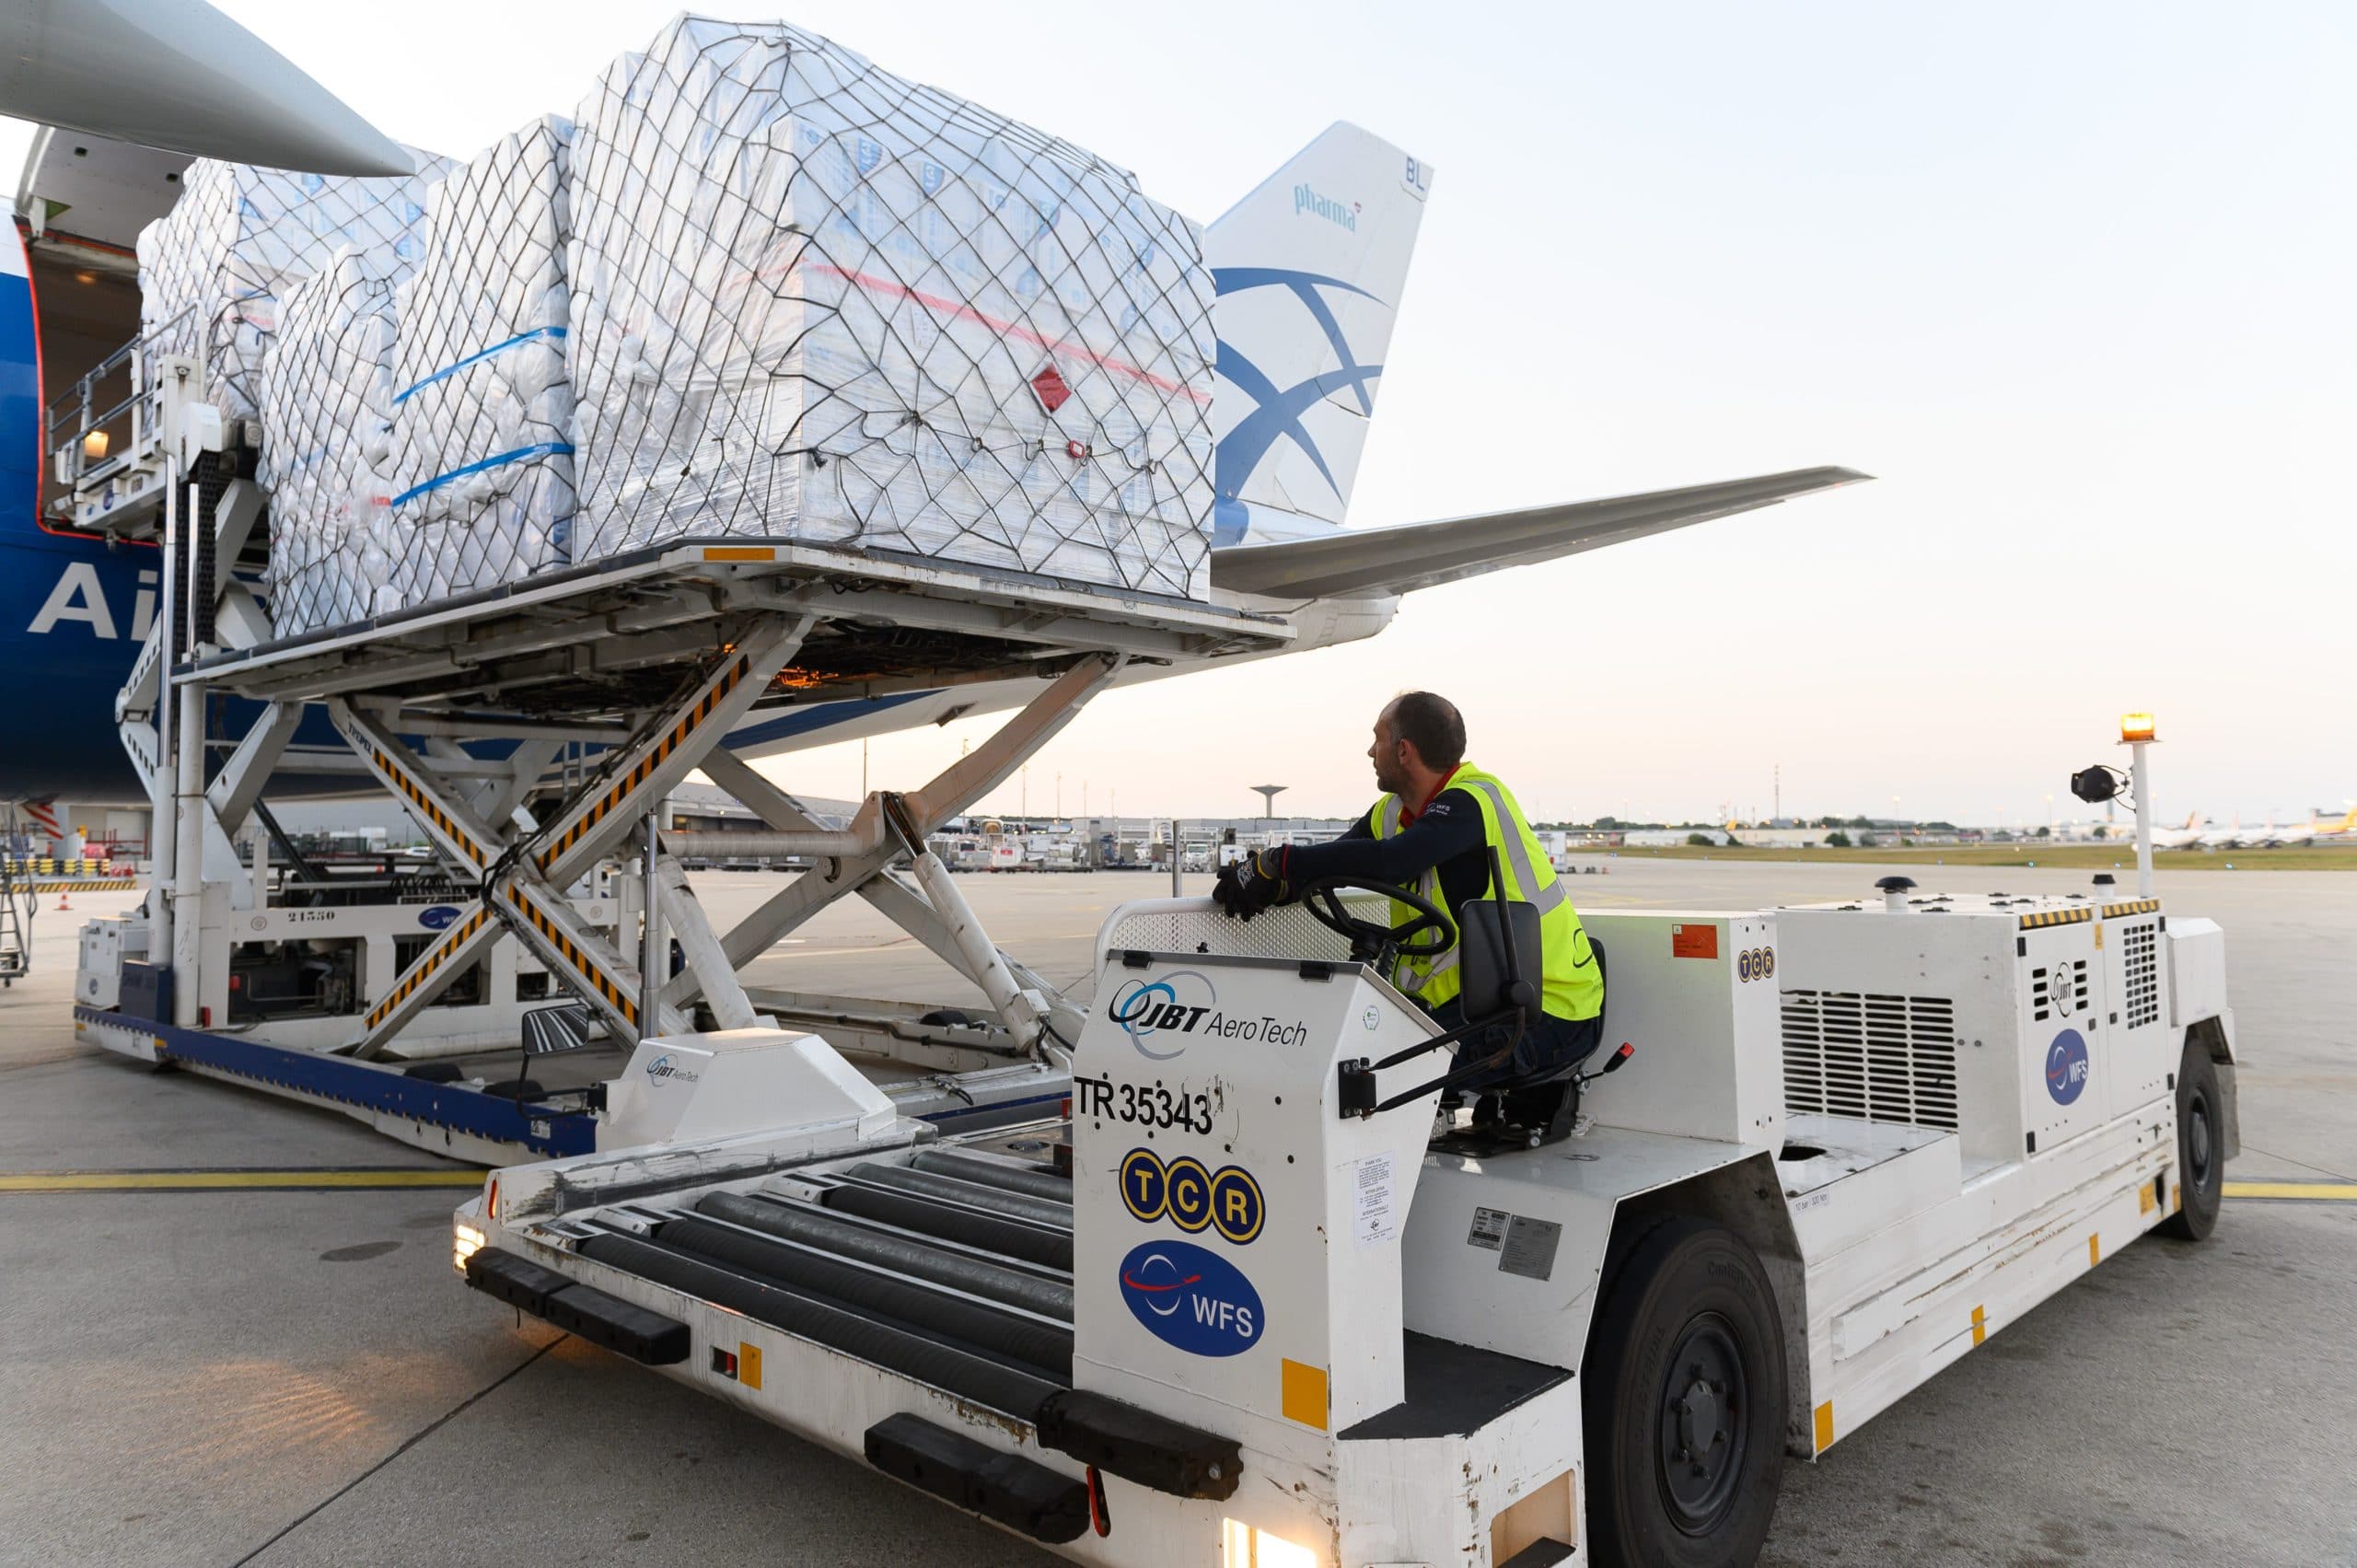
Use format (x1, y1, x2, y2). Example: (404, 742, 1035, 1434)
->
(1036, 1387, 1242, 1501)
(864, 1412, 1089, 1543)
(465, 1246, 690, 1365)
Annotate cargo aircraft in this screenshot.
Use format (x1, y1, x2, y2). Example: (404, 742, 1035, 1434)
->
(1, 3, 1864, 814)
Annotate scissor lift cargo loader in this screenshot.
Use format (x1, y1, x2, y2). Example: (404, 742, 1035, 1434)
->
(71, 359, 1293, 1164)
(454, 869, 2235, 1567)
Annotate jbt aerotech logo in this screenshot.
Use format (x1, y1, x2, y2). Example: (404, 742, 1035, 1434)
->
(1118, 1239, 1264, 1357)
(2045, 1028, 2090, 1106)
(644, 1052, 701, 1086)
(1293, 182, 1360, 231)
(1107, 970, 1218, 1062)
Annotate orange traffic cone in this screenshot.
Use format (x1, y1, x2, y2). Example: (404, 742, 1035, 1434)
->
(55, 889, 69, 912)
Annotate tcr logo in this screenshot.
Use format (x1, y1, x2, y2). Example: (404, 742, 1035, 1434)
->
(1119, 1147, 1264, 1244)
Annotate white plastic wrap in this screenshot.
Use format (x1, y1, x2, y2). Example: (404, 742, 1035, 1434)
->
(259, 252, 405, 635)
(383, 116, 577, 612)
(565, 16, 1215, 598)
(136, 149, 451, 422)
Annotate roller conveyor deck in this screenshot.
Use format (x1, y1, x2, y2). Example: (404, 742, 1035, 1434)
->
(575, 1149, 1082, 1418)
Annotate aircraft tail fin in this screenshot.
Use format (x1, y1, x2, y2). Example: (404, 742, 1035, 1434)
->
(1205, 122, 1432, 532)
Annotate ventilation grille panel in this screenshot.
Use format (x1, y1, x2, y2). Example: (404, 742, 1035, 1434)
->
(2122, 923, 2159, 1028)
(1782, 991, 1960, 1131)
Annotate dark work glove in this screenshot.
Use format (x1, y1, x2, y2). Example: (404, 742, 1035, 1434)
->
(1213, 849, 1288, 921)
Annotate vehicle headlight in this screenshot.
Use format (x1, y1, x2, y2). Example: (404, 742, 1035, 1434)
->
(1223, 1518, 1318, 1568)
(453, 1222, 486, 1275)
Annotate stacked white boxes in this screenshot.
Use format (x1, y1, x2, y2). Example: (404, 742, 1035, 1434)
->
(563, 16, 1216, 598)
(381, 116, 578, 618)
(136, 149, 450, 423)
(176, 15, 1220, 637)
(258, 253, 406, 634)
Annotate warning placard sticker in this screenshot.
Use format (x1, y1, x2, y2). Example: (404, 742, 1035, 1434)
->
(1672, 923, 1720, 959)
(1353, 1152, 1398, 1249)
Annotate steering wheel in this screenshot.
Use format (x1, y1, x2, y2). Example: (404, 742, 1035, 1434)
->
(1298, 877, 1454, 965)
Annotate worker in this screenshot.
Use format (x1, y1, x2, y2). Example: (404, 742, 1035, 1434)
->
(1215, 691, 1603, 1121)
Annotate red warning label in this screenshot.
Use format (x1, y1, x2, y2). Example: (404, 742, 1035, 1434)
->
(1672, 923, 1719, 960)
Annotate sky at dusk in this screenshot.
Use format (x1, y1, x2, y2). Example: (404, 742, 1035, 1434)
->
(12, 3, 2347, 826)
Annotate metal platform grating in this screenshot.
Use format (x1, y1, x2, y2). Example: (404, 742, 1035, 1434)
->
(1099, 893, 1391, 967)
(1781, 990, 1960, 1131)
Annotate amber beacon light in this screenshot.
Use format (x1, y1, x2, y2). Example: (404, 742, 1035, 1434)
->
(2119, 713, 2156, 745)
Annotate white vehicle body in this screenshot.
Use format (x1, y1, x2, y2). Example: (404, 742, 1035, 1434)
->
(454, 881, 2235, 1565)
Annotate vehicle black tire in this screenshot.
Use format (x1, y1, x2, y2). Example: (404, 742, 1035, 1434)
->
(1584, 1215, 1787, 1568)
(2159, 1039, 2224, 1241)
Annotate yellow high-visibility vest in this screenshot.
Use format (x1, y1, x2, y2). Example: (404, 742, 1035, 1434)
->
(1372, 764, 1601, 1021)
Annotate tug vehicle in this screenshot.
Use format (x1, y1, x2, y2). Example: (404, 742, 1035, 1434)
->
(453, 847, 2234, 1565)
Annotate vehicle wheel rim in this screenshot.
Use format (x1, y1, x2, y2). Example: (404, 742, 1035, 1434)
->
(1657, 1313, 1748, 1533)
(2187, 1089, 2214, 1191)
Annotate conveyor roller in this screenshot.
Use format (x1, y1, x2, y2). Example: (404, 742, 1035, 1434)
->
(696, 1190, 1073, 1320)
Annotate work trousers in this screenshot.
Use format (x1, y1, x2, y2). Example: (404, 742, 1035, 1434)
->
(1424, 999, 1603, 1091)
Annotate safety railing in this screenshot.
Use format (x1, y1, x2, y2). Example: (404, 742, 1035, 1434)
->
(42, 305, 192, 535)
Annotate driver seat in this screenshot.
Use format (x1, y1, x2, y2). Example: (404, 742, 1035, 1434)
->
(1458, 906, 1610, 1143)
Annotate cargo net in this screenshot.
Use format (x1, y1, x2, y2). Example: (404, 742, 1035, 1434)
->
(564, 16, 1217, 600)
(136, 149, 449, 424)
(259, 253, 406, 634)
(379, 115, 578, 622)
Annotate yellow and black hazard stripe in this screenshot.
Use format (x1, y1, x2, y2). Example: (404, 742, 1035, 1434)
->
(536, 650, 754, 873)
(364, 908, 493, 1029)
(371, 746, 487, 869)
(2018, 907, 2095, 929)
(2100, 898, 2162, 919)
(505, 883, 638, 1028)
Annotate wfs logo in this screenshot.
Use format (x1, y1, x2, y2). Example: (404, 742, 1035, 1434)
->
(416, 905, 462, 931)
(645, 1052, 701, 1086)
(1107, 969, 1216, 1062)
(1294, 182, 1360, 231)
(2045, 1028, 2091, 1106)
(1118, 1240, 1263, 1357)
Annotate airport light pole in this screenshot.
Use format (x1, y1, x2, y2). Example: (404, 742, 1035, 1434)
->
(2122, 713, 2156, 897)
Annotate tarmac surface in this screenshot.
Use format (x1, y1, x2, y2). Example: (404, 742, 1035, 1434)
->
(3, 861, 2352, 1567)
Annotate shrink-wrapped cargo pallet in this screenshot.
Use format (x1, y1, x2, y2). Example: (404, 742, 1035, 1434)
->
(258, 253, 406, 634)
(565, 16, 1216, 599)
(136, 149, 450, 422)
(382, 115, 578, 618)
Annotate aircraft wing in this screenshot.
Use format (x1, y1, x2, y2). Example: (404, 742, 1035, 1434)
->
(1208, 466, 1869, 600)
(0, 0, 410, 176)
